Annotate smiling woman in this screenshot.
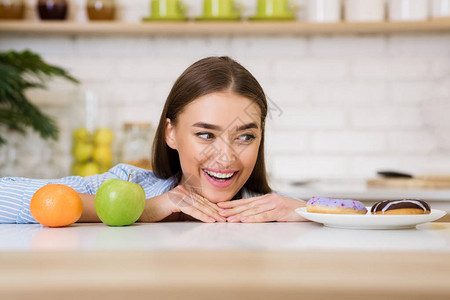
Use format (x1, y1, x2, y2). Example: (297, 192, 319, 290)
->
(170, 94, 261, 200)
(0, 56, 307, 224)
(153, 56, 270, 203)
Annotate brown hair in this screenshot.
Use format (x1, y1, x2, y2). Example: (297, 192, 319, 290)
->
(152, 56, 271, 195)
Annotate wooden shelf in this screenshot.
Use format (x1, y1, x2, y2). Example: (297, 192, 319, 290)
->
(1, 19, 450, 36)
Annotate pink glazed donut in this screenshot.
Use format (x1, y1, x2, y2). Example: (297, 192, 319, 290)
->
(307, 196, 368, 215)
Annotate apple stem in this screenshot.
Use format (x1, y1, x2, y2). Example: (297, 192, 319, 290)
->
(127, 173, 132, 182)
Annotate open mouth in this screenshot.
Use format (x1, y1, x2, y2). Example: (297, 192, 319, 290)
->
(202, 169, 238, 182)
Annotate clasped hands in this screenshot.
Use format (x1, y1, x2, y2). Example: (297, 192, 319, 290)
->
(168, 185, 305, 223)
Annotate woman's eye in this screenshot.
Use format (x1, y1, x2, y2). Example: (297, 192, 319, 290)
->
(196, 132, 215, 140)
(237, 134, 255, 142)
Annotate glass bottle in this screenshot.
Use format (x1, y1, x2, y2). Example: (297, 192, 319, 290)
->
(37, 0, 68, 20)
(0, 0, 25, 19)
(87, 0, 115, 21)
(119, 123, 154, 170)
(70, 89, 115, 177)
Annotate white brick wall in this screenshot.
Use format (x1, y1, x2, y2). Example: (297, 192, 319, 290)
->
(350, 57, 430, 80)
(311, 131, 386, 153)
(274, 58, 349, 81)
(1, 1, 450, 180)
(349, 107, 423, 129)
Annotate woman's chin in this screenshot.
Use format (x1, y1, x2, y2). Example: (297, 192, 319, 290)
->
(201, 190, 235, 203)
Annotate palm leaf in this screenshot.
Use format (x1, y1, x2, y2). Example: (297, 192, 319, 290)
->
(0, 50, 79, 146)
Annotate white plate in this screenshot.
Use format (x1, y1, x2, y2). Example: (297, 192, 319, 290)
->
(295, 207, 447, 230)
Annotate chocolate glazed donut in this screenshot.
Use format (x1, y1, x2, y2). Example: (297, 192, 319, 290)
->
(371, 199, 431, 215)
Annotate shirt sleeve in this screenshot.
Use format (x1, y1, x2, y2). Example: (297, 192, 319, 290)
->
(0, 163, 177, 224)
(0, 173, 107, 224)
(83, 164, 178, 199)
(0, 177, 59, 224)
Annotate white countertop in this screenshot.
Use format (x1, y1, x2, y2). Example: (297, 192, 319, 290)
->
(3, 222, 450, 300)
(2, 221, 450, 253)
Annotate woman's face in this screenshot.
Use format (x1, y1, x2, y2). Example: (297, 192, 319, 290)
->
(165, 91, 262, 203)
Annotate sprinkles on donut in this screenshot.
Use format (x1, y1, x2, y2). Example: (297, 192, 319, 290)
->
(307, 196, 368, 214)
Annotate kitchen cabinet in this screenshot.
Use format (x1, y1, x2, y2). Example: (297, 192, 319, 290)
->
(1, 19, 450, 36)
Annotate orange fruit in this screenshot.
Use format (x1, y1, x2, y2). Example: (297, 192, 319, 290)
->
(30, 184, 83, 227)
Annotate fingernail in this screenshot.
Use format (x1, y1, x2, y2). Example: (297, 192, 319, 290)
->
(227, 216, 237, 222)
(240, 217, 248, 222)
(209, 218, 216, 222)
(219, 210, 227, 215)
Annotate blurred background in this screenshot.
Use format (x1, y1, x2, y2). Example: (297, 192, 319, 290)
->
(0, 0, 449, 189)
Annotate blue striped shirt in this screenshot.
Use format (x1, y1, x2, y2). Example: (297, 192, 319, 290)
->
(0, 163, 263, 224)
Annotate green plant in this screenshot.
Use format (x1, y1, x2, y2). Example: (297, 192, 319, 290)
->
(0, 50, 79, 145)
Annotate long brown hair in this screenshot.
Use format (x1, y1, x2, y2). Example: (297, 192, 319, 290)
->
(152, 56, 271, 194)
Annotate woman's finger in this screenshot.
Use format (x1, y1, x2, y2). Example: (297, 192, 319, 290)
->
(217, 194, 269, 209)
(226, 202, 276, 223)
(178, 184, 222, 212)
(186, 191, 226, 222)
(181, 193, 226, 222)
(172, 185, 225, 222)
(235, 202, 276, 219)
(240, 209, 277, 223)
(178, 204, 217, 223)
(167, 189, 189, 209)
(189, 191, 222, 212)
(219, 197, 270, 217)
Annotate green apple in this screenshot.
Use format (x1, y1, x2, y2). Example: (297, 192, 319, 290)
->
(95, 178, 146, 226)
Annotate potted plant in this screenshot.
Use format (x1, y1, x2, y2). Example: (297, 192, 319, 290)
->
(0, 50, 78, 146)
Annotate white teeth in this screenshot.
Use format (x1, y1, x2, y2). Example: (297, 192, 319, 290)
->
(204, 169, 235, 179)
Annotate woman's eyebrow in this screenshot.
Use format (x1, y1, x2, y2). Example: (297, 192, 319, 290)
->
(236, 122, 259, 131)
(192, 122, 259, 131)
(192, 122, 221, 130)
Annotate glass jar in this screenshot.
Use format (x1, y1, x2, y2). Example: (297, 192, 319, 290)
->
(70, 89, 115, 177)
(119, 123, 154, 170)
(0, 0, 25, 19)
(87, 0, 115, 21)
(37, 0, 68, 20)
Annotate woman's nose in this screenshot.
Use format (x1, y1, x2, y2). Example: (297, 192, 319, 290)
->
(215, 139, 236, 165)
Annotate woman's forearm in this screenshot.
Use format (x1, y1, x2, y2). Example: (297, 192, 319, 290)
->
(77, 193, 101, 223)
(138, 192, 176, 222)
(77, 191, 179, 223)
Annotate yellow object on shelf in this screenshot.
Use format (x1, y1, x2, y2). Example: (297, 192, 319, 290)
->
(0, 0, 25, 20)
(87, 0, 116, 21)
